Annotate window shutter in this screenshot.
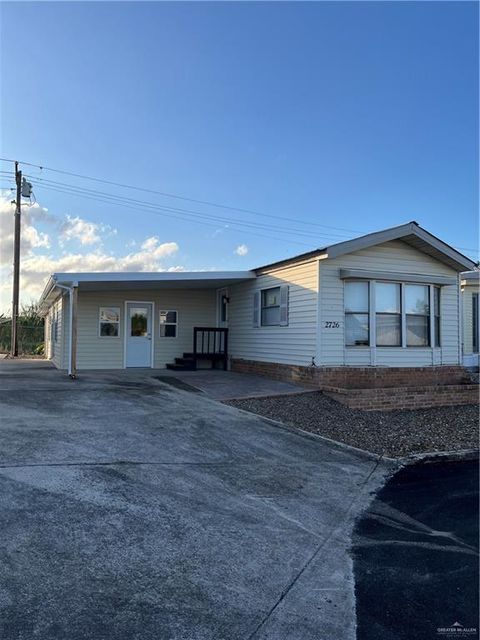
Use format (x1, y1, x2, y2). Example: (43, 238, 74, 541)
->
(253, 291, 260, 327)
(279, 285, 289, 326)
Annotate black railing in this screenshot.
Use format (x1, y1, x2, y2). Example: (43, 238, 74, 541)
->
(193, 327, 228, 370)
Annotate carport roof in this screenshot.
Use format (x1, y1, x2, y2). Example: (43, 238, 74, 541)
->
(39, 271, 255, 313)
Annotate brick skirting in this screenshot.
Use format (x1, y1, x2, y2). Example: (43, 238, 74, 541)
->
(230, 358, 469, 387)
(322, 384, 479, 411)
(230, 358, 479, 411)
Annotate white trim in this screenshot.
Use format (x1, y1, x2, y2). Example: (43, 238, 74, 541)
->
(457, 273, 462, 365)
(256, 223, 476, 274)
(315, 261, 322, 366)
(339, 268, 456, 286)
(259, 285, 282, 327)
(123, 300, 155, 369)
(429, 285, 435, 350)
(54, 282, 77, 377)
(327, 222, 475, 271)
(48, 271, 255, 285)
(370, 281, 376, 365)
(159, 309, 179, 339)
(98, 306, 121, 338)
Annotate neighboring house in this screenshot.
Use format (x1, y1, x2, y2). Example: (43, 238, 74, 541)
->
(39, 222, 476, 389)
(461, 270, 480, 368)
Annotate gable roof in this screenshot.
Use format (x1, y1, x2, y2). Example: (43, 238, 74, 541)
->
(256, 221, 477, 273)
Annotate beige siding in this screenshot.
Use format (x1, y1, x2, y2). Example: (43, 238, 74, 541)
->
(49, 295, 66, 369)
(65, 289, 216, 370)
(319, 239, 461, 367)
(228, 258, 319, 366)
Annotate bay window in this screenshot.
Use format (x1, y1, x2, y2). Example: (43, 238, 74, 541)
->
(375, 283, 401, 346)
(345, 282, 369, 346)
(405, 284, 430, 346)
(344, 280, 442, 348)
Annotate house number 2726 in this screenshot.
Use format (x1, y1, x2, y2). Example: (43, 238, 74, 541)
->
(324, 321, 340, 329)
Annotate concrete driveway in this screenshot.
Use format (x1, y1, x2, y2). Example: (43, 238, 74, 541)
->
(0, 360, 394, 640)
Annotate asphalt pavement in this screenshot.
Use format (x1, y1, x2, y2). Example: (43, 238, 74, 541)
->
(353, 459, 479, 640)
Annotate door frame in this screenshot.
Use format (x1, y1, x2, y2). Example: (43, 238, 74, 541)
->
(216, 287, 229, 328)
(123, 300, 155, 368)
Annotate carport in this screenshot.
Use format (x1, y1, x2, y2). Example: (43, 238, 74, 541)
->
(38, 271, 255, 376)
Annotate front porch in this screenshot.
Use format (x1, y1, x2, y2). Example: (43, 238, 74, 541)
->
(165, 326, 229, 371)
(39, 270, 256, 375)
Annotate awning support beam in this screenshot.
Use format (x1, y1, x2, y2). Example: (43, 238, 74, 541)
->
(55, 282, 78, 378)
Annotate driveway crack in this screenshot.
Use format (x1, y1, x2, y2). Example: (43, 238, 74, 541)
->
(244, 455, 385, 640)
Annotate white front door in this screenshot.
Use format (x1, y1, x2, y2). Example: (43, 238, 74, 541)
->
(125, 302, 153, 367)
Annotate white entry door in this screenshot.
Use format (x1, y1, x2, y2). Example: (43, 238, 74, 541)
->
(125, 302, 153, 367)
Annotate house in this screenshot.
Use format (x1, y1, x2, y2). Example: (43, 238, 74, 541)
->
(461, 270, 480, 368)
(39, 221, 477, 408)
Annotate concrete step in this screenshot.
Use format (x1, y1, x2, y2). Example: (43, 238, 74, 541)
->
(175, 357, 195, 366)
(166, 362, 196, 371)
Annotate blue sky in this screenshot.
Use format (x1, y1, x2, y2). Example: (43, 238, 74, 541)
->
(0, 1, 478, 308)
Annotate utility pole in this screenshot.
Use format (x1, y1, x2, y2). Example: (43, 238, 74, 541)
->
(11, 161, 21, 357)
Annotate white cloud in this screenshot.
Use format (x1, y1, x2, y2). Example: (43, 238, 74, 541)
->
(0, 198, 51, 270)
(0, 194, 181, 314)
(234, 244, 249, 256)
(59, 214, 115, 246)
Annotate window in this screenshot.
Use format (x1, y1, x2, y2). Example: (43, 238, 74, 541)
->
(434, 287, 441, 347)
(160, 310, 177, 337)
(344, 280, 442, 349)
(261, 287, 281, 326)
(473, 293, 479, 354)
(345, 282, 369, 346)
(405, 285, 430, 346)
(129, 307, 149, 337)
(376, 283, 401, 346)
(99, 307, 120, 337)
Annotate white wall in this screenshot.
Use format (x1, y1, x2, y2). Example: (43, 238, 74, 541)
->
(318, 239, 461, 367)
(63, 288, 217, 370)
(228, 258, 319, 366)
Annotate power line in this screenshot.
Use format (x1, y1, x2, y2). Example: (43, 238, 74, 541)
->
(0, 157, 362, 234)
(3, 169, 337, 242)
(26, 178, 480, 257)
(2, 160, 478, 256)
(31, 183, 315, 247)
(26, 175, 355, 241)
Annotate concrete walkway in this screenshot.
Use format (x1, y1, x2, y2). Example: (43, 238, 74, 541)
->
(0, 359, 396, 639)
(153, 367, 312, 400)
(0, 359, 311, 400)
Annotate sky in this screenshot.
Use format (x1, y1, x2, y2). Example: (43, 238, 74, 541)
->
(0, 1, 478, 313)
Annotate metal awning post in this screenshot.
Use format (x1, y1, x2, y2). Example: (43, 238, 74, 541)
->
(70, 285, 78, 379)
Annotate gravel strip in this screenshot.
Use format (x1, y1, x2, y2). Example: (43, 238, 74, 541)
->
(225, 392, 479, 458)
